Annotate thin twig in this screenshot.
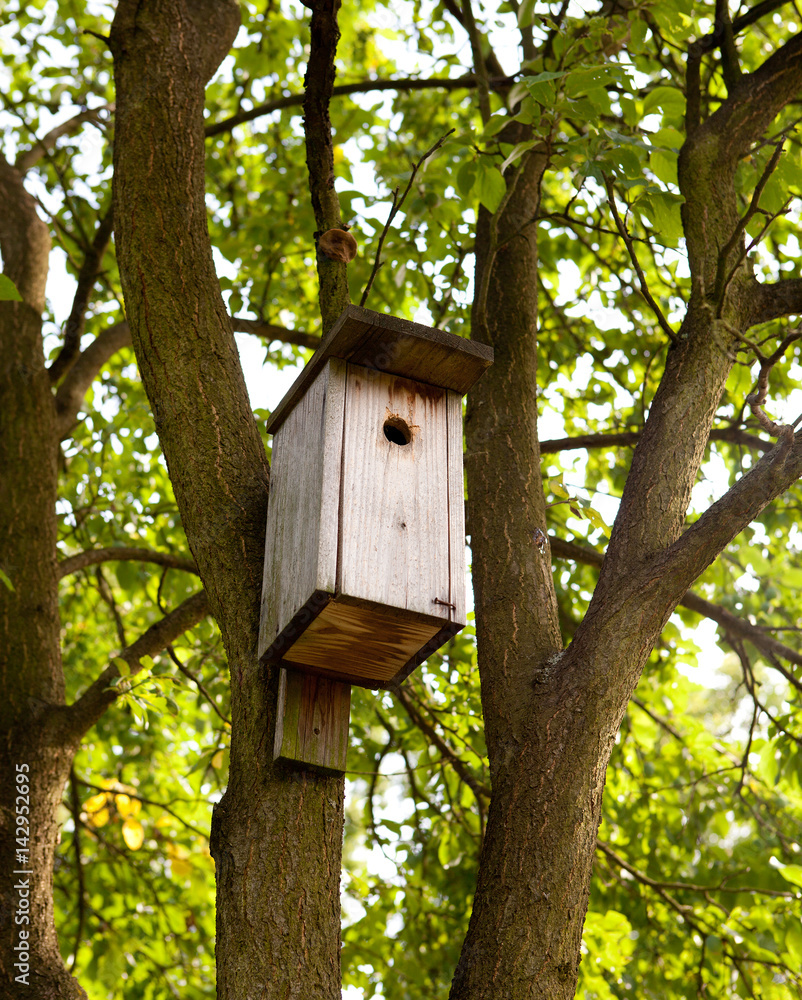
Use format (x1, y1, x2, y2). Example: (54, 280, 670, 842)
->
(718, 197, 793, 314)
(602, 174, 677, 344)
(359, 129, 454, 308)
(715, 142, 784, 304)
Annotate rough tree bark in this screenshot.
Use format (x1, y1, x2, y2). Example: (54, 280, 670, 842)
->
(0, 152, 87, 1000)
(109, 1, 344, 996)
(452, 28, 802, 1000)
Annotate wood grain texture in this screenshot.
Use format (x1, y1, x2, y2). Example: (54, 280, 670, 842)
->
(447, 389, 468, 628)
(283, 598, 443, 684)
(339, 366, 452, 619)
(273, 667, 351, 773)
(266, 305, 493, 434)
(258, 359, 345, 662)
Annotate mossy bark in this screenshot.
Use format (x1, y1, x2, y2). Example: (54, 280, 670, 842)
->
(109, 2, 344, 996)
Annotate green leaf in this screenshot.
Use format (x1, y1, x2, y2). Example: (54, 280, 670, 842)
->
(474, 163, 507, 213)
(649, 149, 678, 186)
(517, 0, 537, 29)
(113, 656, 131, 678)
(640, 191, 685, 246)
(0, 567, 15, 592)
(0, 275, 22, 301)
(481, 113, 510, 140)
(777, 863, 802, 889)
(500, 140, 536, 175)
(785, 922, 802, 965)
(642, 86, 686, 119)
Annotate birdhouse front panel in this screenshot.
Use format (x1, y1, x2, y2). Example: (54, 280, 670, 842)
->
(258, 306, 491, 689)
(339, 366, 451, 618)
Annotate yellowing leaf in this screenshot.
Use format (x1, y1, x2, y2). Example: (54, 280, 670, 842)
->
(90, 807, 110, 828)
(84, 792, 110, 815)
(211, 750, 224, 770)
(115, 793, 141, 818)
(172, 858, 193, 877)
(122, 817, 144, 850)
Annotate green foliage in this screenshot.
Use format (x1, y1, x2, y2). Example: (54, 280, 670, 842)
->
(5, 0, 802, 996)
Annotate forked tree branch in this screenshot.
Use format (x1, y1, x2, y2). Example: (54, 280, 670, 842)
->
(549, 535, 802, 673)
(703, 31, 802, 166)
(659, 429, 802, 599)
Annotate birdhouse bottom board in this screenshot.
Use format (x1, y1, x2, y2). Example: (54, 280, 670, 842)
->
(258, 357, 466, 689)
(279, 596, 458, 685)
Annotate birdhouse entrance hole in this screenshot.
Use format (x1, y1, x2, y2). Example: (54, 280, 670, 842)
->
(383, 416, 411, 445)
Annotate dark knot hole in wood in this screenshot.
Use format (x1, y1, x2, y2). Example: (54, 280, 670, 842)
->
(383, 416, 412, 446)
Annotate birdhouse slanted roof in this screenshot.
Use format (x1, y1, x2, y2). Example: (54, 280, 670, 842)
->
(265, 304, 493, 434)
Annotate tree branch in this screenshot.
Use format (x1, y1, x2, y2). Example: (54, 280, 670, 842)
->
(657, 430, 802, 602)
(14, 104, 113, 174)
(359, 129, 454, 308)
(539, 427, 772, 455)
(230, 316, 320, 349)
(302, 0, 350, 332)
(460, 0, 491, 124)
(0, 151, 51, 310)
(597, 839, 796, 899)
(64, 590, 210, 739)
(49, 204, 115, 384)
(749, 277, 802, 327)
(603, 174, 677, 343)
(204, 75, 502, 137)
(58, 546, 198, 579)
(393, 685, 491, 799)
(714, 0, 742, 91)
(549, 535, 802, 674)
(703, 31, 802, 167)
(54, 316, 319, 439)
(439, 0, 507, 79)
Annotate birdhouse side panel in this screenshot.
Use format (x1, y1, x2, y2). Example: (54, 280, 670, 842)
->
(258, 359, 346, 662)
(447, 390, 468, 628)
(338, 365, 452, 622)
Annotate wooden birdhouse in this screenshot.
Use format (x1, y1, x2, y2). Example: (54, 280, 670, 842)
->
(258, 305, 493, 772)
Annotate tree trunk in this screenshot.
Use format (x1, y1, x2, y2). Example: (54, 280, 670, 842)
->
(452, 33, 802, 998)
(0, 160, 86, 999)
(109, 2, 345, 995)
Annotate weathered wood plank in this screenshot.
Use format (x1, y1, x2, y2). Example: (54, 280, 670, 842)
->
(283, 598, 443, 684)
(339, 366, 452, 620)
(266, 305, 494, 434)
(447, 389, 468, 628)
(273, 667, 351, 773)
(258, 359, 346, 661)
